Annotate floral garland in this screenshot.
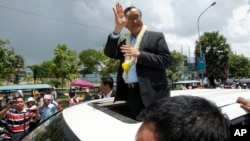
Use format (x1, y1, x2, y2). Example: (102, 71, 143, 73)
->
(122, 25, 147, 81)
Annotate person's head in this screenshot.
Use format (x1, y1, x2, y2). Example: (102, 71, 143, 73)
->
(68, 89, 76, 98)
(136, 96, 230, 141)
(85, 88, 90, 96)
(57, 100, 69, 111)
(13, 96, 25, 112)
(43, 94, 52, 106)
(100, 76, 114, 95)
(39, 91, 45, 98)
(27, 97, 36, 107)
(124, 6, 143, 36)
(34, 90, 40, 100)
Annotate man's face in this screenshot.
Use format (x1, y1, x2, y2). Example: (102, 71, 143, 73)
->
(100, 81, 109, 94)
(99, 82, 105, 93)
(136, 122, 158, 141)
(14, 97, 25, 111)
(125, 8, 143, 36)
(43, 98, 51, 106)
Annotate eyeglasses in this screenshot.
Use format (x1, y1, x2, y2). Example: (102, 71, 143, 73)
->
(127, 14, 141, 22)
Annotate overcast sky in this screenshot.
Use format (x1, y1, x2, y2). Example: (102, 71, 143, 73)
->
(0, 0, 250, 66)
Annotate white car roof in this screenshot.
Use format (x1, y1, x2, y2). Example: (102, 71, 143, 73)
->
(61, 89, 249, 140)
(62, 99, 141, 141)
(171, 89, 250, 120)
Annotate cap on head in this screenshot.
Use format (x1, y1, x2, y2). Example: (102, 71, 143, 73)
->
(27, 97, 36, 102)
(44, 94, 52, 100)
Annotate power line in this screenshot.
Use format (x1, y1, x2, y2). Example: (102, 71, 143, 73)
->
(0, 4, 109, 32)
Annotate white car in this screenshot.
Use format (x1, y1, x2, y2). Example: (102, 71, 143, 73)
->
(21, 89, 250, 141)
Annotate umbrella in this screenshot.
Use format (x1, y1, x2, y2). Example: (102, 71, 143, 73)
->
(71, 79, 94, 88)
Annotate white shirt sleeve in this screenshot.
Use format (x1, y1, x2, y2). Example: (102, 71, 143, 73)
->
(110, 32, 120, 39)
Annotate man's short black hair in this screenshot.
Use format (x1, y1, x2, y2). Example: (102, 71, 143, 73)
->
(124, 6, 142, 17)
(68, 89, 76, 98)
(138, 95, 230, 141)
(101, 75, 114, 89)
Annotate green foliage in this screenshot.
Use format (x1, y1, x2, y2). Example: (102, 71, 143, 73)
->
(79, 49, 119, 76)
(229, 54, 250, 78)
(47, 80, 61, 88)
(13, 74, 20, 84)
(41, 60, 56, 78)
(79, 49, 105, 74)
(167, 50, 186, 87)
(28, 60, 56, 83)
(53, 44, 79, 81)
(195, 31, 231, 83)
(27, 65, 42, 81)
(169, 50, 186, 72)
(0, 39, 24, 79)
(100, 58, 119, 76)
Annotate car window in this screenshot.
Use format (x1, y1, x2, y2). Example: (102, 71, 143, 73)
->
(231, 113, 250, 126)
(21, 111, 80, 141)
(90, 100, 138, 123)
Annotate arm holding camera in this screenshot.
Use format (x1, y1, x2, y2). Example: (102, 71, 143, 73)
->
(29, 105, 38, 111)
(0, 102, 12, 119)
(33, 107, 41, 121)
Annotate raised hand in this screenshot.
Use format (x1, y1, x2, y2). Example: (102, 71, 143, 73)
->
(112, 3, 127, 34)
(236, 97, 250, 112)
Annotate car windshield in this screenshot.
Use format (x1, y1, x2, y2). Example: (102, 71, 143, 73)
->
(20, 111, 79, 141)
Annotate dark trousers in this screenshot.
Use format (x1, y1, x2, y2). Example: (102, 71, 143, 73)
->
(127, 86, 144, 120)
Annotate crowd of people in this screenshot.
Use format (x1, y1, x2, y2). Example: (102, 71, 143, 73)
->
(0, 88, 60, 141)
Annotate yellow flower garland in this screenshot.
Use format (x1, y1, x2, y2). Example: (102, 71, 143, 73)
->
(122, 25, 147, 80)
(122, 63, 130, 72)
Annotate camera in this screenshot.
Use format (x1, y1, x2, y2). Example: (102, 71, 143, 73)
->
(9, 100, 17, 105)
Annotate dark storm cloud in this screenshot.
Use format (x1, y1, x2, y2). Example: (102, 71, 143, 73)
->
(0, 0, 249, 65)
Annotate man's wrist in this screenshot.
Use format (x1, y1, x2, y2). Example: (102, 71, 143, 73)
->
(110, 32, 120, 39)
(113, 31, 120, 35)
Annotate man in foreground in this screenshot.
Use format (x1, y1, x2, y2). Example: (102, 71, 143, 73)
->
(136, 95, 230, 141)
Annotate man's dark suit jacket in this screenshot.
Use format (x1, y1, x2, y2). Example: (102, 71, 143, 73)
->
(104, 31, 172, 107)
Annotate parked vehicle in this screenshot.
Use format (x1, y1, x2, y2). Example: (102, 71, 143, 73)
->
(174, 80, 201, 89)
(21, 89, 250, 141)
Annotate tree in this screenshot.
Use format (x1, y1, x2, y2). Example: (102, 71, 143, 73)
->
(40, 60, 56, 78)
(101, 57, 119, 76)
(28, 60, 56, 84)
(0, 39, 24, 80)
(167, 50, 186, 88)
(27, 65, 42, 84)
(53, 44, 78, 87)
(195, 31, 231, 87)
(79, 49, 107, 75)
(229, 53, 250, 78)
